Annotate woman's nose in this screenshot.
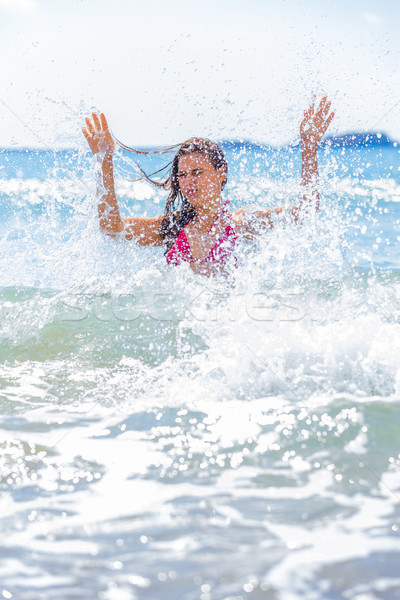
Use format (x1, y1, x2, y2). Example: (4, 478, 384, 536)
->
(184, 174, 195, 185)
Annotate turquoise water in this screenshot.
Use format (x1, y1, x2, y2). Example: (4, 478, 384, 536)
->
(1, 142, 400, 599)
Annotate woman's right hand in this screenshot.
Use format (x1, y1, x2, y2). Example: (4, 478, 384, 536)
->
(82, 112, 115, 157)
(300, 96, 334, 150)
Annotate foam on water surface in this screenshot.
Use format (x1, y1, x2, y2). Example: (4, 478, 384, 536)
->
(0, 144, 400, 599)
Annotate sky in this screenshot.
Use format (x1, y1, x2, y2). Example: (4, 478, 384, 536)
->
(0, 0, 399, 148)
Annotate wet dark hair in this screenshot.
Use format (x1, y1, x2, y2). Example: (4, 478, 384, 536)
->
(114, 135, 228, 252)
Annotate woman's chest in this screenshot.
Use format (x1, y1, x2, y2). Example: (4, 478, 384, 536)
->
(185, 223, 231, 262)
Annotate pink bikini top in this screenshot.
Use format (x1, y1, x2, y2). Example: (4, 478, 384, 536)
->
(166, 222, 237, 268)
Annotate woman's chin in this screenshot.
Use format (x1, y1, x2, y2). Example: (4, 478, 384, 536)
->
(185, 195, 218, 210)
(185, 194, 202, 207)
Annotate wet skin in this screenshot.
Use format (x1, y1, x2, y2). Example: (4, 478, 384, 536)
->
(82, 97, 335, 275)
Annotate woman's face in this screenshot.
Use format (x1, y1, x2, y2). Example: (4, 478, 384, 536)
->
(177, 153, 226, 208)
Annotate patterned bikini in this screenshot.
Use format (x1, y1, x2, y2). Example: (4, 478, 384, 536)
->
(166, 221, 237, 269)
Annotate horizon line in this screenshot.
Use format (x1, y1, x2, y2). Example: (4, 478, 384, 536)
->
(0, 130, 397, 152)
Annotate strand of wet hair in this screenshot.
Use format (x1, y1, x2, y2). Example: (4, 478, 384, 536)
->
(110, 132, 188, 247)
(111, 132, 179, 189)
(129, 161, 173, 188)
(128, 161, 173, 189)
(112, 133, 183, 155)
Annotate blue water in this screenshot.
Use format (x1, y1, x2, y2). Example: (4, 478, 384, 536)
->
(1, 140, 400, 600)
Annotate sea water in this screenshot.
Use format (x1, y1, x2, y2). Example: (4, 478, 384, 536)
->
(0, 139, 399, 600)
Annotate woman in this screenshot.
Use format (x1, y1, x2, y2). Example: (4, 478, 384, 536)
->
(82, 97, 334, 276)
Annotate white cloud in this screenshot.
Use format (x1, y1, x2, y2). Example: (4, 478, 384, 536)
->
(362, 12, 383, 25)
(0, 0, 38, 14)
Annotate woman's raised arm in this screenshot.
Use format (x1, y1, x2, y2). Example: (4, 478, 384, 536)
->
(232, 96, 334, 235)
(82, 112, 124, 236)
(299, 96, 334, 213)
(82, 112, 163, 246)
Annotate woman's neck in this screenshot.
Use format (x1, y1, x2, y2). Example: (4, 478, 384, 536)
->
(191, 200, 226, 231)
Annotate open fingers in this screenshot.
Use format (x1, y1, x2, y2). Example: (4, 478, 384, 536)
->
(326, 111, 335, 126)
(82, 126, 98, 154)
(306, 97, 315, 115)
(303, 105, 313, 119)
(85, 117, 95, 135)
(302, 108, 313, 128)
(314, 97, 333, 123)
(323, 111, 335, 131)
(82, 127, 91, 141)
(100, 113, 110, 133)
(92, 112, 102, 130)
(317, 96, 327, 111)
(322, 100, 331, 116)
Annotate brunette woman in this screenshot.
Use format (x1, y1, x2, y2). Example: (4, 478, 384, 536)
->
(82, 97, 334, 276)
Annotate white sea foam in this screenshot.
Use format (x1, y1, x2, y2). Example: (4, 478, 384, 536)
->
(1, 149, 400, 599)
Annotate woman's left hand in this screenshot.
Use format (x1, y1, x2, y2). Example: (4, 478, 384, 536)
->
(82, 112, 115, 157)
(300, 96, 335, 149)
